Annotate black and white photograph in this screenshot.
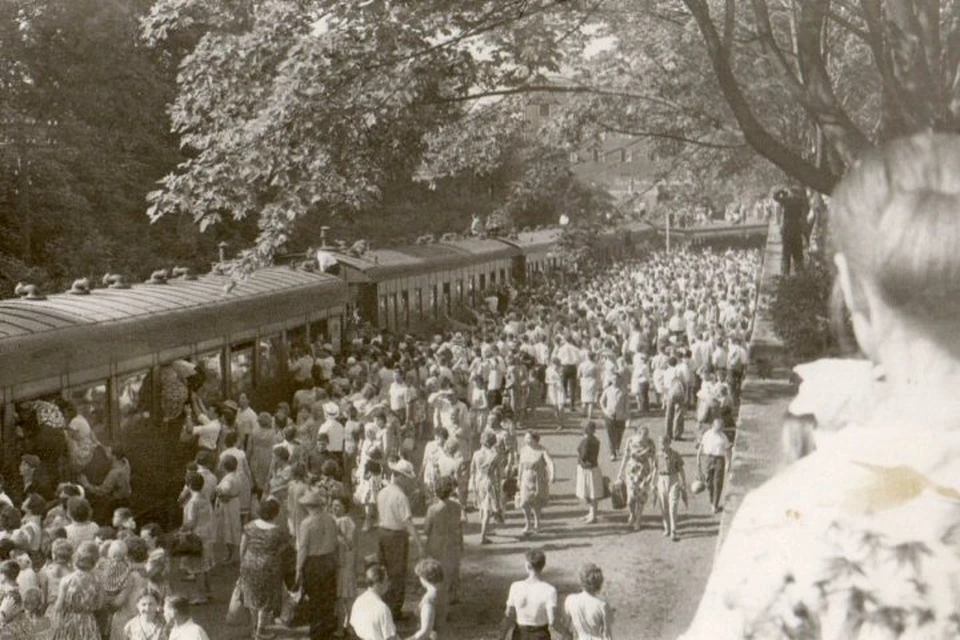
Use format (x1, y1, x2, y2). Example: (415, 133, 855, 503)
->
(0, 1, 957, 638)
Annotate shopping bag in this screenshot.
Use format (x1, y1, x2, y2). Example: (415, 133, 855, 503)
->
(226, 581, 249, 625)
(610, 480, 627, 510)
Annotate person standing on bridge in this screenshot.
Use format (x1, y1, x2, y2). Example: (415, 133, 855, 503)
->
(774, 186, 808, 276)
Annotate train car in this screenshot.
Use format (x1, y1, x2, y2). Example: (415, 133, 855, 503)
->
(500, 228, 564, 285)
(648, 222, 768, 249)
(330, 238, 521, 333)
(0, 267, 348, 524)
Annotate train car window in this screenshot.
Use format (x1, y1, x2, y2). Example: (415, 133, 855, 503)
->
(309, 320, 328, 348)
(390, 293, 399, 329)
(499, 268, 506, 282)
(490, 271, 496, 285)
(117, 371, 152, 436)
(288, 325, 308, 353)
(479, 274, 486, 293)
(456, 280, 463, 304)
(415, 289, 423, 319)
(230, 342, 255, 399)
(197, 350, 225, 406)
(379, 295, 388, 328)
(430, 285, 438, 317)
(259, 335, 285, 382)
(69, 383, 110, 443)
(442, 282, 451, 315)
(400, 291, 410, 327)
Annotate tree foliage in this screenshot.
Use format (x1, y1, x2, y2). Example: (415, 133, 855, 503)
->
(0, 0, 206, 297)
(143, 0, 960, 267)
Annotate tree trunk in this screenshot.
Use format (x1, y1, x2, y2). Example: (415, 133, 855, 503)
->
(683, 0, 840, 193)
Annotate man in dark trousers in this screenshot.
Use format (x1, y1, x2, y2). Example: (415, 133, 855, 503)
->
(774, 187, 808, 275)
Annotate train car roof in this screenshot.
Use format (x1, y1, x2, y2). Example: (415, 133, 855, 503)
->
(0, 267, 348, 390)
(502, 228, 563, 252)
(330, 237, 520, 280)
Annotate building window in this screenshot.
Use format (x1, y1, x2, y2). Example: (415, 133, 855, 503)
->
(539, 104, 551, 117)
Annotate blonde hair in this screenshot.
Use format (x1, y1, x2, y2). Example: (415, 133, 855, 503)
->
(831, 134, 960, 346)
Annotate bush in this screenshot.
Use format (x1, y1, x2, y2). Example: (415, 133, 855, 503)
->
(770, 256, 836, 361)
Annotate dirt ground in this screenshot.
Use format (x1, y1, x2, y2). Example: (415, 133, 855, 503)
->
(193, 405, 720, 639)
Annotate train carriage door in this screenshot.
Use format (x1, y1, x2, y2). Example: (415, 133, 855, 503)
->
(379, 294, 389, 329)
(400, 291, 410, 328)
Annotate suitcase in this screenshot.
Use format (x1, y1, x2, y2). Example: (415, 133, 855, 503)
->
(610, 479, 628, 509)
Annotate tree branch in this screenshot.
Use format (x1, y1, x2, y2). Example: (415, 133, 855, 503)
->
(682, 0, 838, 193)
(795, 0, 872, 164)
(591, 119, 747, 150)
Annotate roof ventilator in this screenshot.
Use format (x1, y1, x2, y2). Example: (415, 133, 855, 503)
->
(66, 278, 92, 295)
(146, 269, 169, 285)
(173, 267, 197, 281)
(102, 274, 131, 289)
(14, 283, 46, 300)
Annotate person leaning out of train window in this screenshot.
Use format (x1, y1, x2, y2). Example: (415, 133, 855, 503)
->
(185, 396, 222, 454)
(64, 403, 100, 479)
(80, 446, 132, 522)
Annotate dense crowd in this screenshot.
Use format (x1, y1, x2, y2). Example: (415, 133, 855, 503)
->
(0, 245, 759, 640)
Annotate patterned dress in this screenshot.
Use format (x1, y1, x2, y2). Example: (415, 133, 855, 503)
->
(517, 446, 552, 510)
(180, 493, 215, 574)
(238, 522, 291, 611)
(50, 570, 101, 640)
(470, 447, 502, 511)
(622, 436, 656, 508)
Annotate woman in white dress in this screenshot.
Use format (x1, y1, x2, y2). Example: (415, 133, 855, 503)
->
(577, 352, 599, 421)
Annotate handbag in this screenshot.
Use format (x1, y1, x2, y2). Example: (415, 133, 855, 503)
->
(225, 581, 249, 625)
(280, 589, 310, 628)
(610, 479, 628, 509)
(170, 532, 203, 557)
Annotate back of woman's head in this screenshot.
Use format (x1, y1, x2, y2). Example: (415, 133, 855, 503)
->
(74, 541, 99, 571)
(832, 133, 960, 346)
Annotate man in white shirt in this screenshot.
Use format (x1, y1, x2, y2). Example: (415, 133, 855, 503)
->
(190, 405, 222, 453)
(235, 393, 258, 451)
(164, 595, 211, 640)
(553, 337, 581, 410)
(505, 549, 559, 637)
(317, 402, 345, 458)
(350, 564, 398, 640)
(696, 419, 732, 514)
(376, 460, 423, 620)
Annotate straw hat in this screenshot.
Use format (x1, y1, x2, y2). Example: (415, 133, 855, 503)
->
(388, 459, 416, 479)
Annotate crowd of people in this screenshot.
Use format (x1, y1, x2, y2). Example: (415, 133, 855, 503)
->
(0, 242, 760, 639)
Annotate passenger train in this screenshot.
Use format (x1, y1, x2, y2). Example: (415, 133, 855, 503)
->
(0, 220, 766, 523)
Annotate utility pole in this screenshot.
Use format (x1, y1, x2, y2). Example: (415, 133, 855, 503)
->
(665, 208, 671, 253)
